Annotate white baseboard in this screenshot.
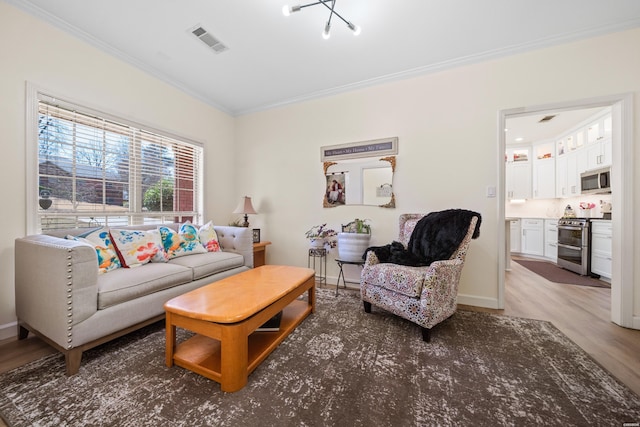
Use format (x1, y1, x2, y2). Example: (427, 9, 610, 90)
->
(457, 294, 501, 309)
(0, 321, 17, 341)
(320, 277, 501, 310)
(633, 315, 640, 330)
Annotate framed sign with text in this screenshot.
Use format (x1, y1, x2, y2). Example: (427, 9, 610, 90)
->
(320, 137, 398, 161)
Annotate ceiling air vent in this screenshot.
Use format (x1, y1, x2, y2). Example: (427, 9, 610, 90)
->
(190, 25, 228, 54)
(538, 115, 556, 123)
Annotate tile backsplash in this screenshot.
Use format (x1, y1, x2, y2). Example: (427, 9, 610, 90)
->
(506, 195, 612, 219)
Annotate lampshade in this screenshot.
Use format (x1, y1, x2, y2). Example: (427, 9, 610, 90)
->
(233, 196, 257, 227)
(233, 196, 257, 215)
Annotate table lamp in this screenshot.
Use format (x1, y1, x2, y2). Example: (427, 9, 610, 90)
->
(233, 196, 257, 227)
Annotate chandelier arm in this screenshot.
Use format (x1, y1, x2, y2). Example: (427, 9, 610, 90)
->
(298, 1, 330, 10)
(322, 0, 336, 25)
(288, 0, 357, 33)
(328, 8, 350, 26)
(319, 1, 352, 27)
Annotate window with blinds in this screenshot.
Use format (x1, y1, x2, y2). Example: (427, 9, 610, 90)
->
(36, 95, 203, 231)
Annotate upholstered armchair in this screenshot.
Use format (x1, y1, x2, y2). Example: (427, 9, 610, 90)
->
(360, 212, 479, 342)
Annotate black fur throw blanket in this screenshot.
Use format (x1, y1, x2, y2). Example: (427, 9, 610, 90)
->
(364, 209, 481, 267)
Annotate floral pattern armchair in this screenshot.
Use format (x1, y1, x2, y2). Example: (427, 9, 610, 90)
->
(360, 213, 479, 341)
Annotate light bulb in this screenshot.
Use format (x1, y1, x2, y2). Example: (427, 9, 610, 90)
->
(348, 22, 361, 36)
(282, 5, 291, 16)
(322, 22, 331, 39)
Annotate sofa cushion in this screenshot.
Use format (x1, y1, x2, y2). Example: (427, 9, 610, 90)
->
(360, 262, 427, 298)
(66, 228, 121, 274)
(110, 228, 168, 267)
(159, 223, 207, 259)
(198, 221, 221, 252)
(97, 263, 192, 309)
(168, 251, 244, 281)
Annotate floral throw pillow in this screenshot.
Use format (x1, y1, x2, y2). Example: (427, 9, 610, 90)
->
(110, 229, 168, 267)
(66, 227, 121, 274)
(159, 223, 207, 259)
(199, 221, 221, 252)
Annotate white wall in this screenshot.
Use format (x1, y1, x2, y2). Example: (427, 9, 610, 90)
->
(0, 3, 236, 338)
(236, 28, 640, 313)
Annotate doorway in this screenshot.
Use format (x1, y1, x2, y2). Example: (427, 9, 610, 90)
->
(498, 94, 635, 328)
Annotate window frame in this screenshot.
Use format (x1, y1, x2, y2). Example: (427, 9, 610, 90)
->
(26, 83, 204, 234)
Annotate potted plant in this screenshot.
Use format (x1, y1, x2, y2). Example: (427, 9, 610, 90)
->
(337, 218, 371, 261)
(305, 223, 337, 251)
(579, 202, 596, 218)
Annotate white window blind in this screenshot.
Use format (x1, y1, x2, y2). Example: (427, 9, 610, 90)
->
(36, 95, 203, 231)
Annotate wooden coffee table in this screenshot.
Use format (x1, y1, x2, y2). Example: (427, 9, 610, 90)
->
(164, 265, 315, 392)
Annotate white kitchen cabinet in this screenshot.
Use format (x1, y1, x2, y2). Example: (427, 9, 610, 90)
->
(587, 114, 612, 144)
(521, 218, 544, 257)
(585, 137, 612, 170)
(533, 157, 555, 199)
(587, 121, 600, 143)
(555, 151, 567, 197)
(584, 113, 612, 171)
(590, 220, 612, 279)
(506, 148, 531, 199)
(507, 162, 531, 199)
(566, 150, 579, 196)
(509, 219, 521, 253)
(556, 148, 586, 198)
(544, 219, 558, 261)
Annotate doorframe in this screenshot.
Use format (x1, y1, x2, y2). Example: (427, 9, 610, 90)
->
(497, 93, 635, 327)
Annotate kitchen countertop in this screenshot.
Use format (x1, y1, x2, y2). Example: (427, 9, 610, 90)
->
(507, 216, 610, 220)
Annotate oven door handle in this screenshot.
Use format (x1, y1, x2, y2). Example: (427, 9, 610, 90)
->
(558, 226, 583, 231)
(557, 243, 582, 250)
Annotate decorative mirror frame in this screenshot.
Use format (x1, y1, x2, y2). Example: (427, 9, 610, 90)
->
(323, 156, 396, 208)
(378, 156, 396, 208)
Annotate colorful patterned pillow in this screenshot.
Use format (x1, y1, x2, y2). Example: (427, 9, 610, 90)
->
(199, 221, 221, 252)
(66, 228, 121, 274)
(158, 223, 207, 259)
(110, 229, 168, 267)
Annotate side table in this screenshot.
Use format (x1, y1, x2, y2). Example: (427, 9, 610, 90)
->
(307, 248, 327, 285)
(335, 258, 365, 296)
(253, 241, 272, 268)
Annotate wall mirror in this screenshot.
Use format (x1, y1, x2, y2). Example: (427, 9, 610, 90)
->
(323, 156, 396, 208)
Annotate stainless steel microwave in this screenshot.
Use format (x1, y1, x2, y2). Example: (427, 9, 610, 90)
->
(580, 167, 611, 194)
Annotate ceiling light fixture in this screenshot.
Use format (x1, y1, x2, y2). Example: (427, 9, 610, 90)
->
(283, 1, 361, 39)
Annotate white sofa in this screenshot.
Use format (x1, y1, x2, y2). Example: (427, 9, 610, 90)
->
(14, 223, 253, 375)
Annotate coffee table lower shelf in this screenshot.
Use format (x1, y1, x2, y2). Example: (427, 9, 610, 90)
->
(172, 300, 310, 386)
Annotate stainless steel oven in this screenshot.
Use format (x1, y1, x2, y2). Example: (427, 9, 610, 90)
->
(557, 218, 590, 276)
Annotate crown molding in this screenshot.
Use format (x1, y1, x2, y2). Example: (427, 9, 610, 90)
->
(236, 18, 640, 116)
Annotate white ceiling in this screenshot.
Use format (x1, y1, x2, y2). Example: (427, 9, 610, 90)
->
(505, 107, 609, 146)
(8, 0, 640, 116)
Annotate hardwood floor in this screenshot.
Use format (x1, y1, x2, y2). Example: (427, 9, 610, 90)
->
(1, 261, 639, 424)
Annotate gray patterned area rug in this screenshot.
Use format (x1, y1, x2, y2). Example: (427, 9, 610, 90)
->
(1, 288, 639, 427)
